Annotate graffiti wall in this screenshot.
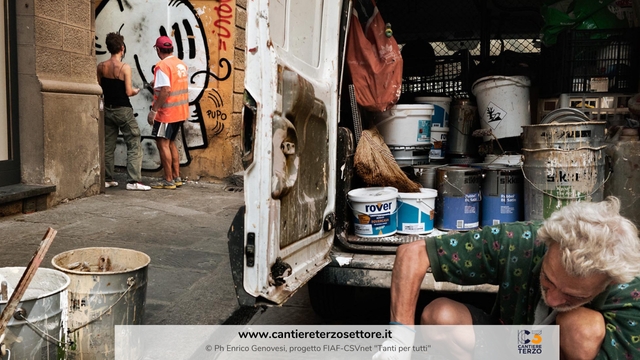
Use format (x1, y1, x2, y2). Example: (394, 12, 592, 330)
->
(95, 0, 236, 176)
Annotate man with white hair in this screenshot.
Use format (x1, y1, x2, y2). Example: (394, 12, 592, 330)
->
(374, 197, 640, 360)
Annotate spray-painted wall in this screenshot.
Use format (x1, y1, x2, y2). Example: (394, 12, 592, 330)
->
(95, 0, 242, 181)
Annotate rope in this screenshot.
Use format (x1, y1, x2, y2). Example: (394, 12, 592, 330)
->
(68, 277, 136, 334)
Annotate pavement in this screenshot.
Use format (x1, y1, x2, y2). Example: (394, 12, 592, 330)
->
(0, 171, 247, 325)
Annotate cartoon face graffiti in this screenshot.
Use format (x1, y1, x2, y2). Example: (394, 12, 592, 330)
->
(95, 0, 211, 169)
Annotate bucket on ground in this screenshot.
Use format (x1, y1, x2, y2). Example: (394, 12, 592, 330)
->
(397, 188, 438, 234)
(522, 121, 606, 150)
(388, 145, 432, 166)
(0, 267, 69, 360)
(430, 127, 448, 160)
(484, 154, 523, 166)
(522, 147, 606, 221)
(435, 166, 482, 231)
(448, 99, 478, 156)
(416, 96, 451, 128)
(481, 165, 524, 226)
(373, 104, 434, 146)
(472, 75, 531, 140)
(413, 164, 444, 189)
(347, 187, 398, 237)
(52, 247, 150, 360)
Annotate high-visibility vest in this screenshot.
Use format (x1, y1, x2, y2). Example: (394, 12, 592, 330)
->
(153, 56, 189, 123)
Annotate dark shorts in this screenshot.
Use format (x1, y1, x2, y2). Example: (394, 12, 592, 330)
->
(463, 303, 500, 325)
(152, 121, 184, 140)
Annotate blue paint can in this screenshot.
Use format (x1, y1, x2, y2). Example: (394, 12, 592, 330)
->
(481, 165, 523, 226)
(435, 166, 481, 231)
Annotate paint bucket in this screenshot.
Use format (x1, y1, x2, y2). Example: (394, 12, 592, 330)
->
(415, 96, 451, 128)
(522, 121, 606, 150)
(373, 104, 434, 146)
(449, 155, 482, 165)
(430, 127, 448, 160)
(397, 188, 438, 234)
(413, 164, 444, 188)
(522, 147, 606, 221)
(472, 75, 531, 140)
(52, 247, 150, 360)
(435, 166, 482, 231)
(481, 165, 524, 226)
(0, 267, 70, 360)
(448, 99, 478, 155)
(347, 187, 398, 237)
(388, 145, 432, 166)
(484, 154, 523, 166)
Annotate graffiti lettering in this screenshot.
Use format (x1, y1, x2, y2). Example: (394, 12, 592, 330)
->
(214, 0, 233, 51)
(207, 109, 228, 121)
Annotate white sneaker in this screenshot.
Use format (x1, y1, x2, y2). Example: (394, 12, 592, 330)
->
(105, 181, 119, 188)
(126, 182, 151, 191)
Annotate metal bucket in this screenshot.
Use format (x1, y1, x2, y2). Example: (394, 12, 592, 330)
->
(0, 267, 70, 360)
(435, 166, 482, 231)
(413, 164, 444, 189)
(522, 121, 606, 150)
(388, 145, 432, 166)
(448, 99, 478, 155)
(481, 165, 523, 226)
(522, 147, 606, 221)
(51, 247, 150, 360)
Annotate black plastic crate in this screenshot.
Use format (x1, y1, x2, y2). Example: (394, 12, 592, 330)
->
(541, 28, 640, 96)
(401, 51, 472, 98)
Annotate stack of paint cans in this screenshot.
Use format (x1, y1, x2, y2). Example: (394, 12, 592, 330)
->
(416, 96, 451, 165)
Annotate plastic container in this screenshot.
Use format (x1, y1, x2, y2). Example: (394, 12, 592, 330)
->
(430, 127, 448, 160)
(472, 75, 531, 140)
(373, 104, 434, 146)
(347, 187, 398, 237)
(416, 96, 451, 128)
(397, 188, 438, 234)
(388, 145, 431, 166)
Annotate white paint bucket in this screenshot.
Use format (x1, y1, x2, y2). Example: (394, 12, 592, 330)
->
(347, 187, 398, 237)
(416, 96, 451, 128)
(373, 104, 434, 146)
(472, 76, 531, 140)
(397, 188, 438, 234)
(430, 126, 448, 160)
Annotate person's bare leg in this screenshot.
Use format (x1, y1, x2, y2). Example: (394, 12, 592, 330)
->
(421, 298, 475, 360)
(556, 307, 605, 360)
(170, 140, 180, 179)
(156, 138, 174, 181)
(390, 240, 431, 325)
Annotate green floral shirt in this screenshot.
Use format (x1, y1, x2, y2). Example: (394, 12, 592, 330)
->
(425, 221, 640, 359)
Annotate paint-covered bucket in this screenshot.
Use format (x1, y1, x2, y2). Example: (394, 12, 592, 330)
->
(52, 247, 150, 360)
(448, 99, 478, 156)
(397, 188, 438, 234)
(0, 267, 70, 360)
(430, 127, 448, 160)
(413, 164, 444, 189)
(522, 121, 606, 150)
(484, 154, 523, 166)
(347, 187, 398, 237)
(522, 147, 606, 221)
(388, 145, 432, 166)
(472, 76, 531, 140)
(481, 165, 524, 226)
(435, 166, 482, 231)
(373, 104, 434, 146)
(416, 96, 451, 128)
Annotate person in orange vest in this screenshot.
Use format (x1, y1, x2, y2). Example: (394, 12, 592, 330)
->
(147, 36, 188, 190)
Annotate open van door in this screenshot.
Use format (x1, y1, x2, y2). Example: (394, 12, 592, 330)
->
(228, 0, 348, 305)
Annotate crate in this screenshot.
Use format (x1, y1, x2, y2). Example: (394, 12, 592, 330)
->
(541, 28, 640, 96)
(401, 51, 472, 98)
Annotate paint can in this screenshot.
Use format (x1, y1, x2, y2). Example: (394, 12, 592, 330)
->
(481, 165, 523, 226)
(413, 164, 444, 189)
(484, 154, 523, 166)
(397, 188, 438, 234)
(0, 267, 70, 360)
(435, 166, 482, 231)
(52, 247, 150, 360)
(347, 187, 398, 237)
(430, 127, 448, 160)
(472, 75, 531, 140)
(448, 98, 478, 156)
(388, 145, 432, 166)
(522, 121, 606, 150)
(373, 104, 434, 146)
(522, 147, 606, 221)
(415, 96, 451, 128)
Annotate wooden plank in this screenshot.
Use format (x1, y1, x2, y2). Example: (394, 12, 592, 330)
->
(0, 228, 57, 337)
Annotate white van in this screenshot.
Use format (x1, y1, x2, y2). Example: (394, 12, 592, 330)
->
(227, 0, 638, 317)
